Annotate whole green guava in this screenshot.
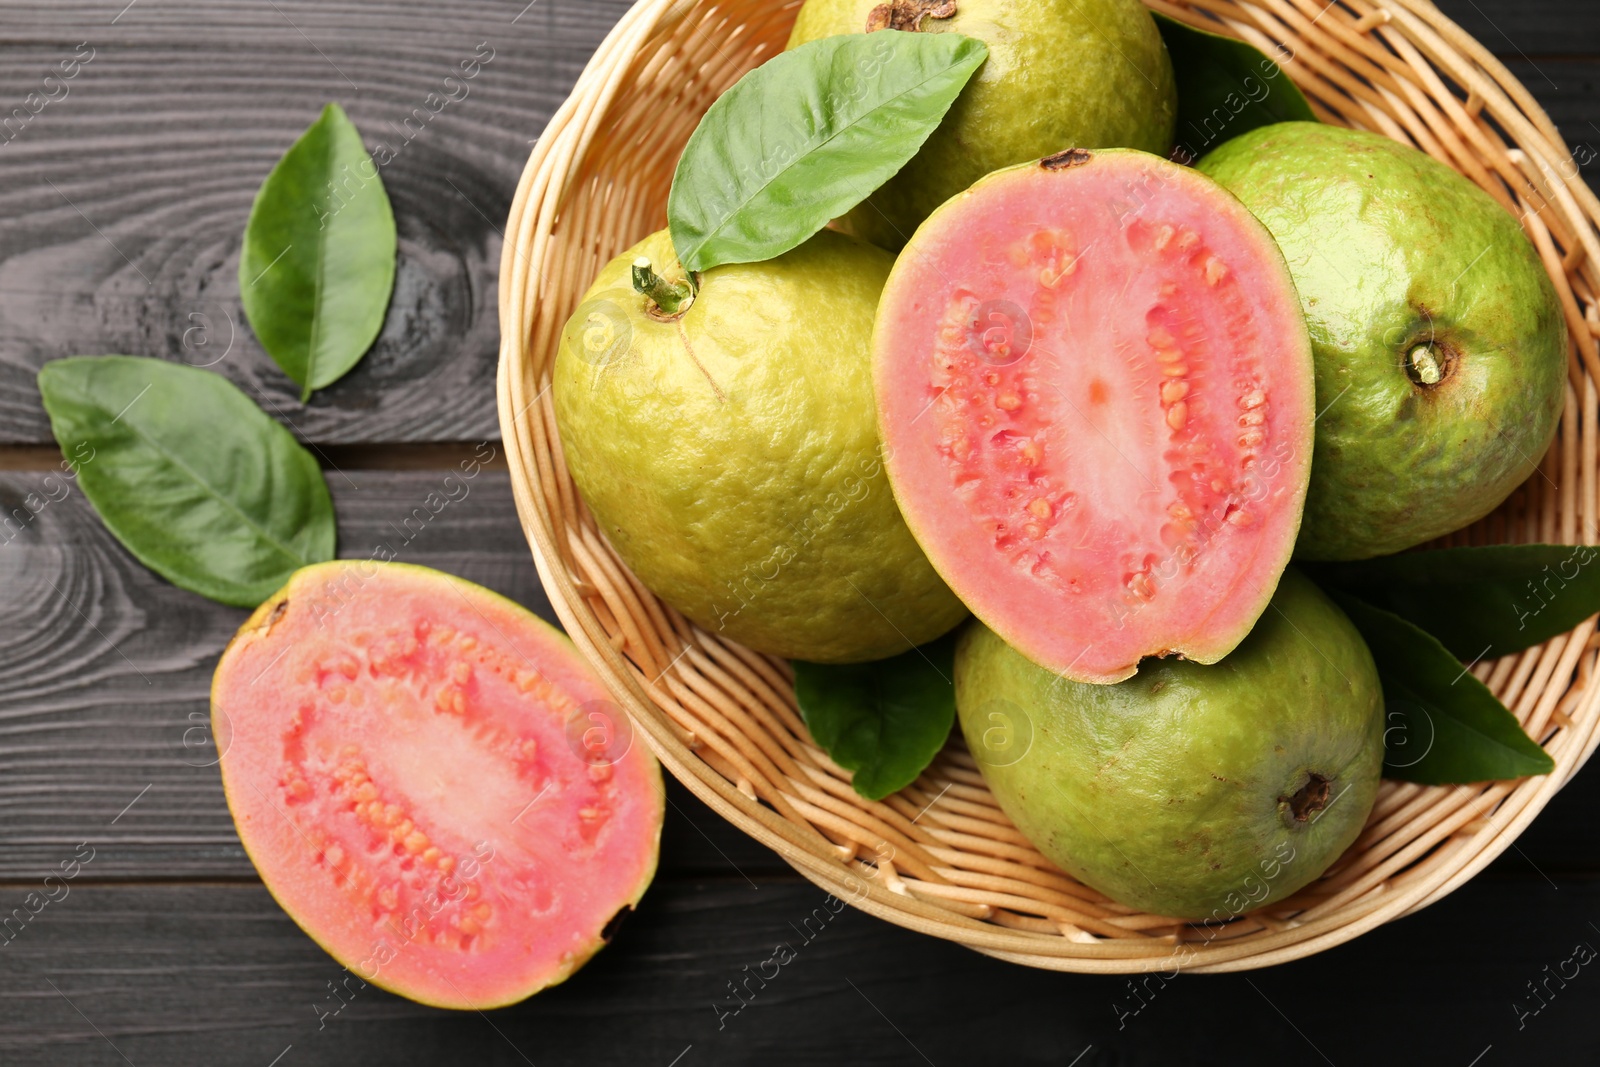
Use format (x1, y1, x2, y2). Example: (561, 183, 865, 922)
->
(786, 0, 1176, 248)
(552, 228, 968, 664)
(1198, 122, 1568, 560)
(955, 569, 1383, 920)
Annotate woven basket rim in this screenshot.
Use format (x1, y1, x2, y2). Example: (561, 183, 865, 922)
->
(496, 0, 1600, 972)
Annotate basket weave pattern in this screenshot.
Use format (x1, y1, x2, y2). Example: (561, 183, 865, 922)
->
(498, 0, 1600, 971)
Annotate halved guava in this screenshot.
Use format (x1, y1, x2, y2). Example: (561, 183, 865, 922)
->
(875, 149, 1314, 683)
(212, 561, 662, 1010)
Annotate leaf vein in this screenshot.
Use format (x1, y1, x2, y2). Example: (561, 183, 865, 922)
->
(115, 417, 313, 568)
(680, 47, 980, 267)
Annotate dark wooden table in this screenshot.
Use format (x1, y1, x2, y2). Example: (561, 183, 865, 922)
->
(2, 2, 1598, 1064)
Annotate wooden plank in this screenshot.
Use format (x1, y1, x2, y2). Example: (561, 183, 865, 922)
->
(1499, 59, 1600, 181)
(7, 461, 1600, 879)
(0, 0, 630, 447)
(1434, 0, 1600, 59)
(0, 469, 788, 882)
(1, 873, 1598, 1065)
(0, 0, 1580, 45)
(0, 3, 1596, 448)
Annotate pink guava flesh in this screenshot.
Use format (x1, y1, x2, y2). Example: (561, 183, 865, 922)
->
(212, 561, 662, 1009)
(875, 149, 1314, 682)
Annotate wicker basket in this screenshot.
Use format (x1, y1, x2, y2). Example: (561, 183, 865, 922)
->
(497, 0, 1600, 971)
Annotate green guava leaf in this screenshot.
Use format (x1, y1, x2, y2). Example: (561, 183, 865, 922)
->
(239, 103, 396, 401)
(1154, 12, 1316, 163)
(667, 31, 987, 273)
(37, 356, 336, 608)
(1307, 545, 1600, 664)
(1330, 591, 1554, 785)
(793, 632, 958, 800)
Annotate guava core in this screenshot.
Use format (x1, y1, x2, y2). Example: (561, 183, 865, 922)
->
(212, 562, 663, 1009)
(786, 0, 1177, 248)
(875, 149, 1315, 683)
(955, 569, 1384, 920)
(553, 228, 968, 663)
(1198, 122, 1568, 560)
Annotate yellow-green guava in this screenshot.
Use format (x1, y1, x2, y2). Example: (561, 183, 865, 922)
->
(552, 228, 968, 663)
(787, 0, 1177, 248)
(1197, 122, 1568, 560)
(955, 569, 1383, 919)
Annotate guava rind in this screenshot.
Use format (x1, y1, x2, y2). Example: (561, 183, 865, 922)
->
(213, 561, 664, 1010)
(787, 0, 1177, 248)
(955, 569, 1383, 920)
(553, 229, 968, 663)
(1197, 122, 1568, 560)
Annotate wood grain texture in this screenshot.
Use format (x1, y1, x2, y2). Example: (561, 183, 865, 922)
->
(1500, 59, 1600, 174)
(6, 461, 1600, 887)
(1, 1, 1599, 1062)
(0, 468, 787, 882)
(1433, 0, 1600, 58)
(3, 874, 1600, 1066)
(0, 0, 631, 447)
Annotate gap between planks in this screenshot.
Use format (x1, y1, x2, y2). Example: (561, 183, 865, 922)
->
(0, 442, 507, 473)
(0, 871, 807, 889)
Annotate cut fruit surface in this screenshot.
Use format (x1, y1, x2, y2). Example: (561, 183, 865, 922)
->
(212, 562, 662, 1010)
(875, 149, 1314, 682)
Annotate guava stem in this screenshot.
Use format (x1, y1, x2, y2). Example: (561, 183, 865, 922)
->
(1407, 343, 1443, 386)
(631, 257, 695, 317)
